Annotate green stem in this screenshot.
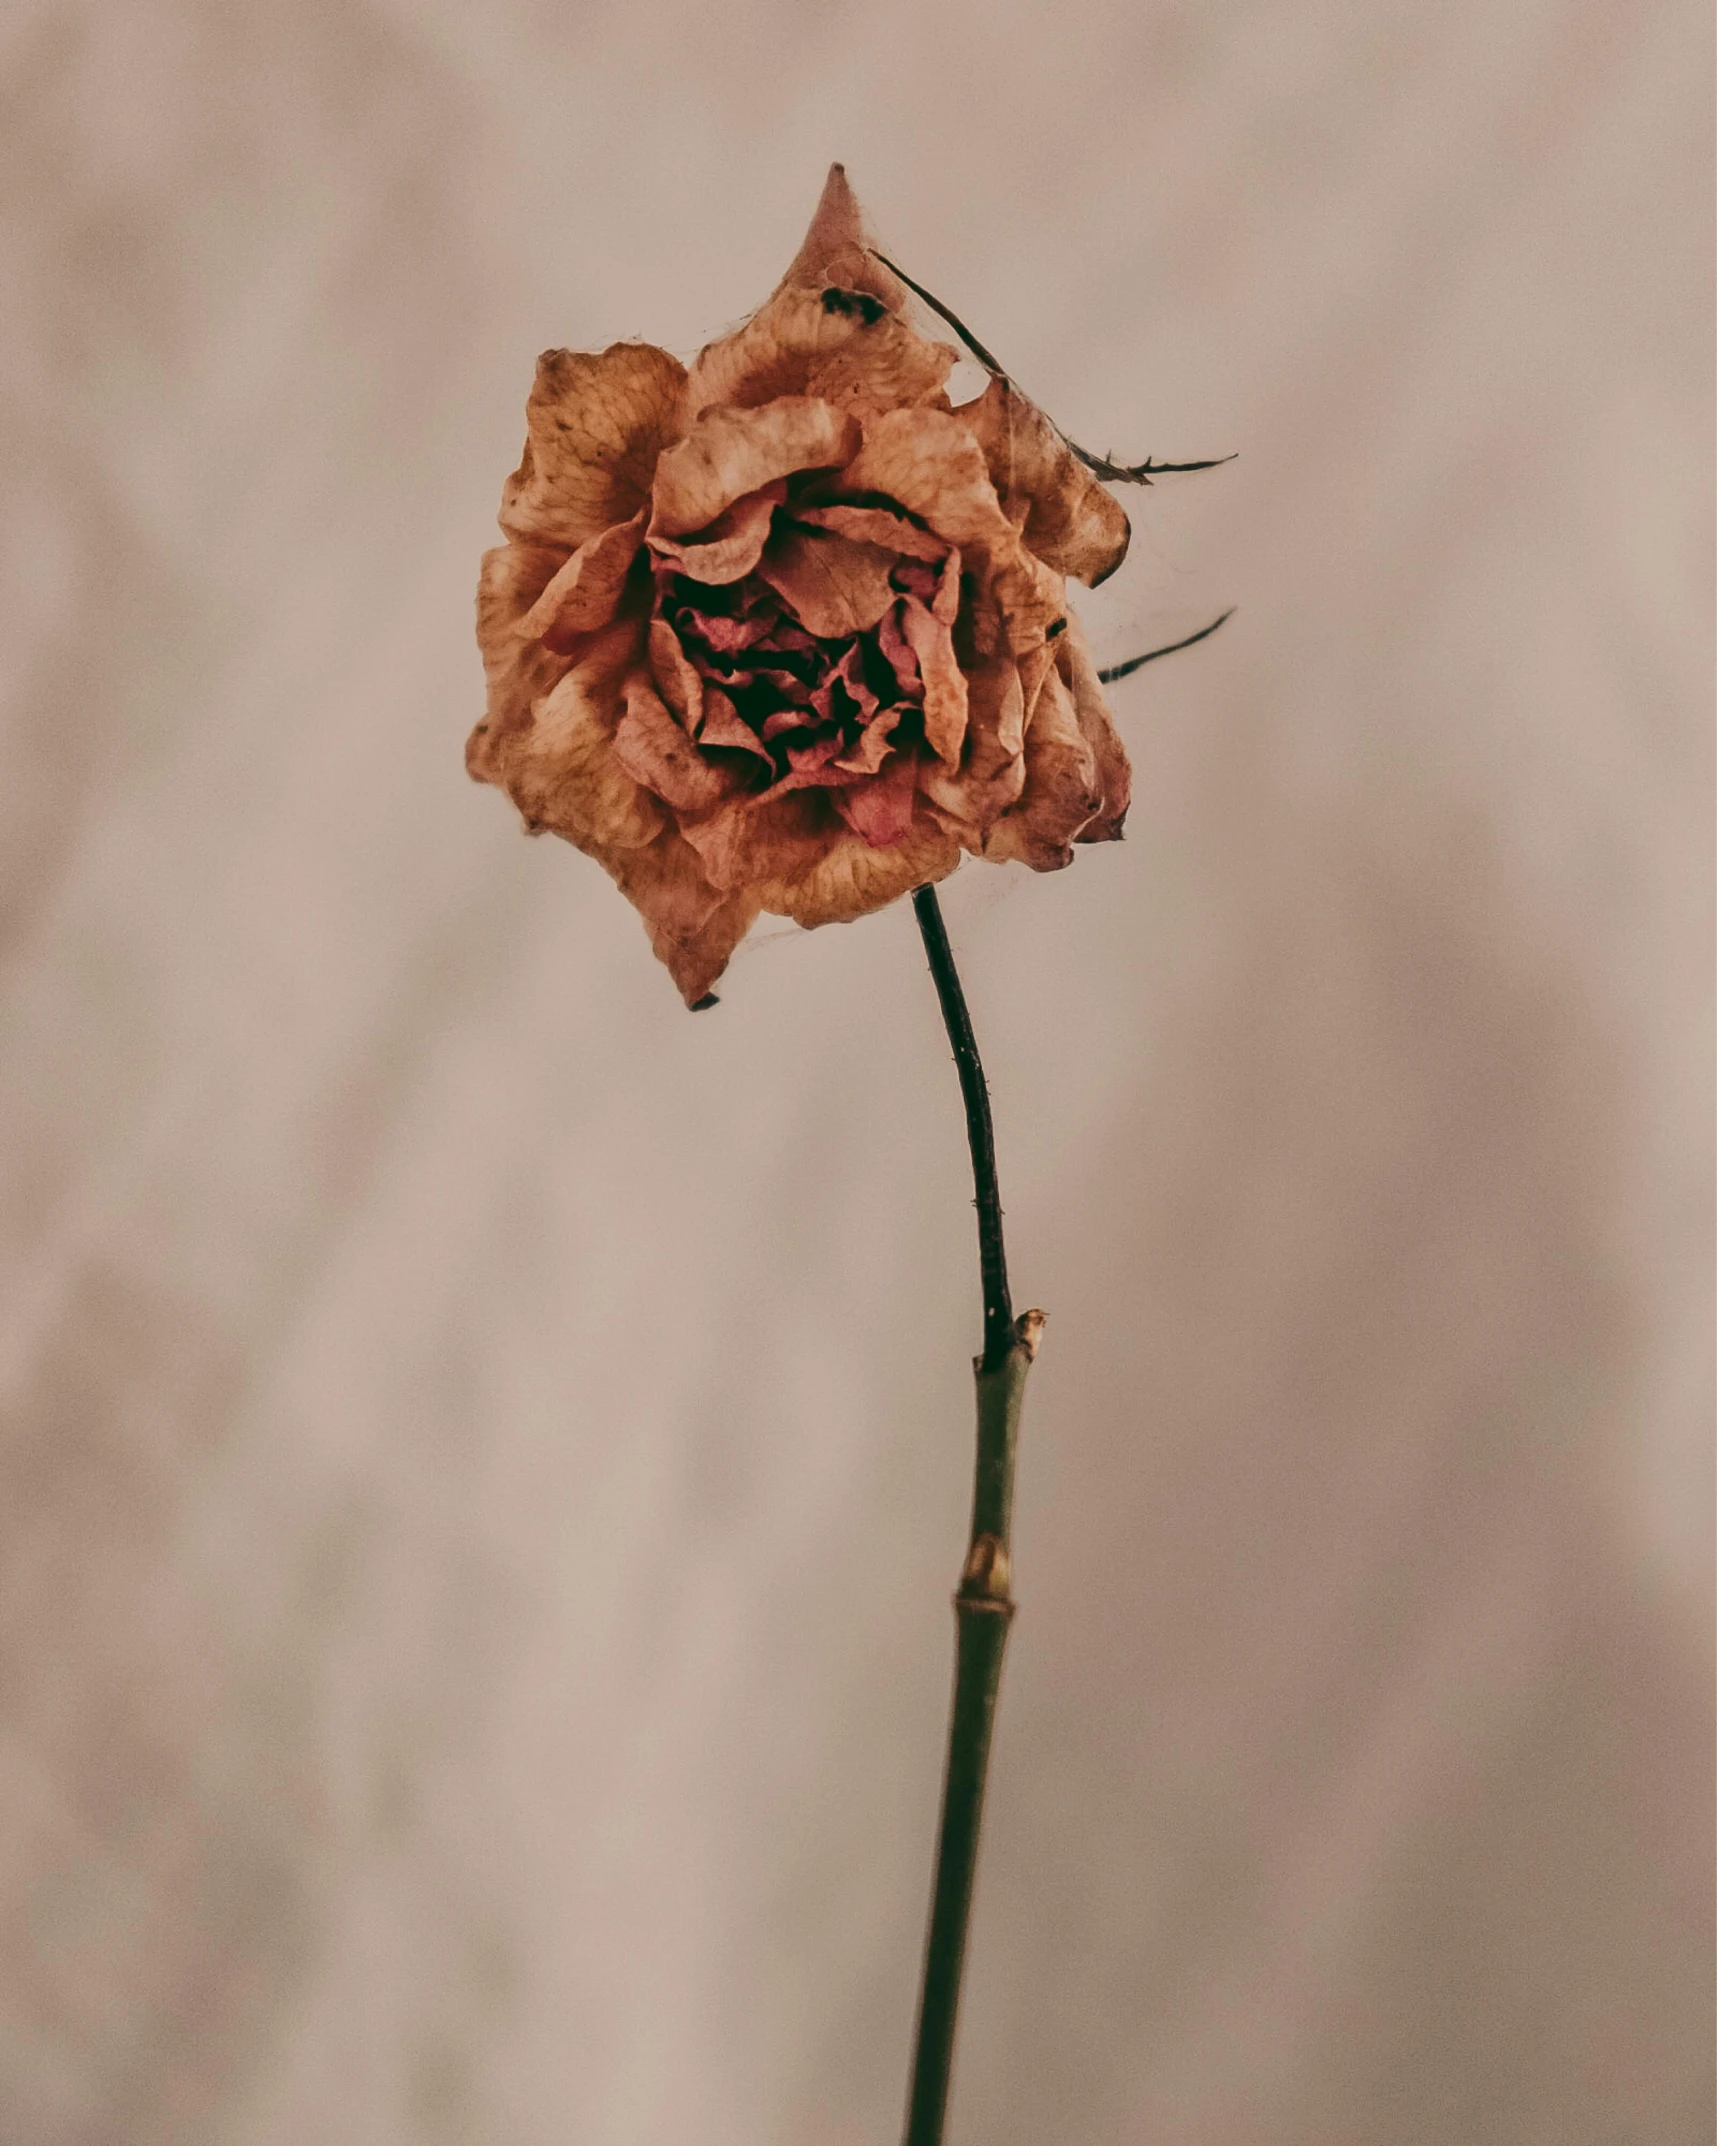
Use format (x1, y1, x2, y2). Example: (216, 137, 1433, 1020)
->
(904, 886, 1041, 2146)
(903, 1339, 1036, 2146)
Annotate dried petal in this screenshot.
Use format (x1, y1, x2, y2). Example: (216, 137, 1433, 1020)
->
(757, 525, 899, 637)
(833, 747, 919, 847)
(650, 399, 859, 539)
(647, 615, 706, 733)
(650, 887, 764, 1005)
(613, 672, 739, 814)
(501, 344, 687, 548)
(836, 407, 1019, 555)
(789, 501, 950, 561)
(648, 482, 785, 586)
(833, 703, 904, 775)
(687, 282, 956, 418)
(981, 663, 1101, 869)
(954, 377, 1131, 587)
(899, 592, 968, 765)
(1056, 610, 1131, 841)
(473, 539, 578, 767)
(518, 511, 647, 648)
(600, 831, 760, 1002)
(681, 791, 837, 894)
(754, 816, 960, 929)
(919, 656, 1027, 834)
(489, 627, 664, 852)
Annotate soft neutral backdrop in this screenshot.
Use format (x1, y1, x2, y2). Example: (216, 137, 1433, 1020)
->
(1, 4, 1711, 2143)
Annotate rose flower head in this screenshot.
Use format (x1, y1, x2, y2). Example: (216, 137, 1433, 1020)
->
(469, 165, 1135, 1006)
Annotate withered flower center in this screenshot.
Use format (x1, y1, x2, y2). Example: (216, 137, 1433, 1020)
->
(652, 489, 958, 850)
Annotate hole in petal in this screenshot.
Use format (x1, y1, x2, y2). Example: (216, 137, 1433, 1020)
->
(946, 358, 991, 408)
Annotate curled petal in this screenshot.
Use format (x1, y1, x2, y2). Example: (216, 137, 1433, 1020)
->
(599, 831, 758, 1002)
(954, 377, 1131, 587)
(755, 817, 959, 929)
(832, 703, 904, 775)
(681, 791, 838, 894)
(483, 624, 663, 852)
(918, 656, 1027, 837)
(500, 343, 687, 548)
(688, 282, 956, 418)
(613, 672, 739, 814)
(899, 595, 968, 765)
(1056, 611, 1131, 841)
(757, 525, 899, 637)
(650, 398, 859, 540)
(789, 502, 950, 561)
(833, 748, 920, 847)
(648, 481, 785, 585)
(652, 888, 764, 1005)
(697, 685, 775, 764)
(837, 407, 1017, 554)
(648, 615, 705, 732)
(473, 540, 576, 770)
(518, 512, 647, 648)
(980, 663, 1101, 870)
(979, 545, 1069, 658)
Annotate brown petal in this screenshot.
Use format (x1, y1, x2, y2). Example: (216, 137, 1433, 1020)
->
(648, 481, 785, 585)
(756, 525, 899, 637)
(980, 544, 1070, 657)
(473, 540, 576, 779)
(499, 343, 687, 549)
(918, 656, 1027, 836)
(613, 672, 739, 814)
(1055, 611, 1132, 842)
(953, 377, 1131, 587)
(598, 831, 759, 1002)
(650, 399, 859, 540)
(833, 749, 920, 847)
(680, 791, 835, 893)
(482, 624, 664, 852)
(479, 537, 568, 639)
(980, 663, 1101, 870)
(789, 502, 950, 561)
(648, 616, 705, 733)
(836, 407, 1024, 558)
(754, 816, 959, 928)
(832, 705, 904, 775)
(651, 888, 764, 1004)
(771, 162, 909, 315)
(518, 512, 646, 648)
(687, 283, 956, 418)
(696, 685, 774, 764)
(898, 597, 968, 765)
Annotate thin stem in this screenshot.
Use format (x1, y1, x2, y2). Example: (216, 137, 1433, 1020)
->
(904, 885, 1041, 2146)
(911, 885, 1013, 1374)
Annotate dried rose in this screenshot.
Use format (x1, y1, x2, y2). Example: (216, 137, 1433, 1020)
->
(469, 165, 1133, 1005)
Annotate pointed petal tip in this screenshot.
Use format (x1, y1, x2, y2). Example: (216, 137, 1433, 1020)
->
(776, 163, 907, 313)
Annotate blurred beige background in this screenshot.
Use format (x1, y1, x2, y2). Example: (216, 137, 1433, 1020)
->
(1, 2, 1711, 2142)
